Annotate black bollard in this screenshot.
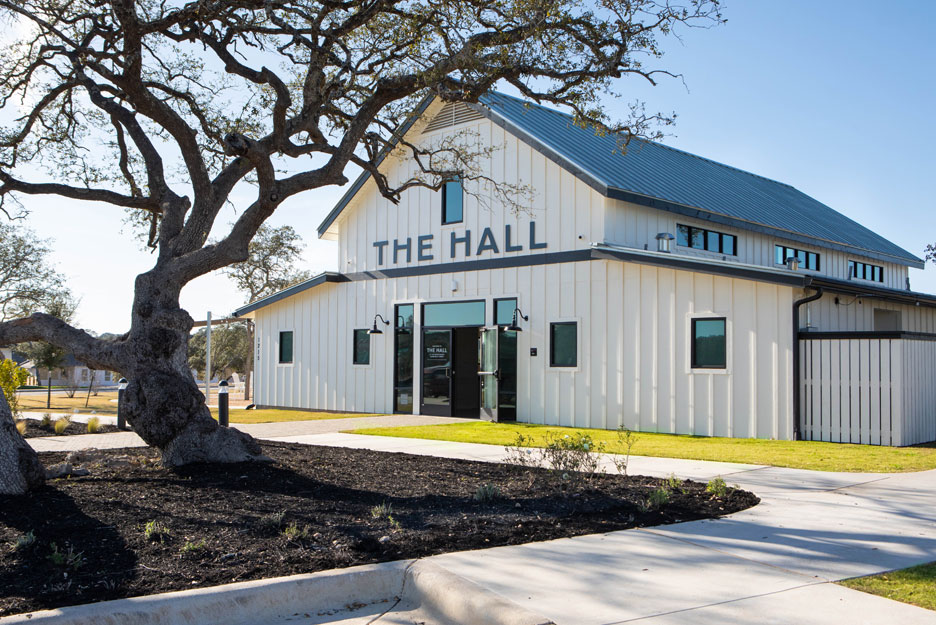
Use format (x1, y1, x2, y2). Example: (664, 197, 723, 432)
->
(117, 378, 128, 431)
(218, 379, 229, 427)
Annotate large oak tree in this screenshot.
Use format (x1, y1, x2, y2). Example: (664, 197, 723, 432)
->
(0, 0, 722, 491)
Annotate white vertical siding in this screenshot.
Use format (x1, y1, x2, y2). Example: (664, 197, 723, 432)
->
(605, 199, 911, 290)
(252, 259, 796, 440)
(806, 294, 936, 333)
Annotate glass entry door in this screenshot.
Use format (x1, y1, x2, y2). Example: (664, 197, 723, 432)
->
(479, 327, 499, 421)
(421, 329, 453, 416)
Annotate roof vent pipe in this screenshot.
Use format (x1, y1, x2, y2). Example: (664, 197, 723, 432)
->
(786, 256, 800, 271)
(656, 232, 675, 253)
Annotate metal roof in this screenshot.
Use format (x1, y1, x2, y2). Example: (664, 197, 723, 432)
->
(476, 91, 923, 268)
(317, 91, 923, 268)
(233, 272, 348, 317)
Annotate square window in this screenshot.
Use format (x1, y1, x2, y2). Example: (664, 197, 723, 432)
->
(278, 331, 293, 364)
(691, 318, 726, 369)
(676, 224, 690, 247)
(353, 329, 370, 365)
(495, 298, 518, 326)
(550, 322, 577, 367)
(442, 177, 463, 224)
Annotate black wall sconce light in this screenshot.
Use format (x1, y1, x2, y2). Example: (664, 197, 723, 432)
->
(505, 308, 529, 332)
(368, 314, 390, 335)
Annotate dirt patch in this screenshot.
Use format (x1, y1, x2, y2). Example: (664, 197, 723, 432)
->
(0, 443, 758, 617)
(16, 420, 120, 438)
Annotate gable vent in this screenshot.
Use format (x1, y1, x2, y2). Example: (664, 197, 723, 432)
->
(422, 102, 484, 133)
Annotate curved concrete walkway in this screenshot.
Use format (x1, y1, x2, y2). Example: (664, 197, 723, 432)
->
(25, 422, 936, 624)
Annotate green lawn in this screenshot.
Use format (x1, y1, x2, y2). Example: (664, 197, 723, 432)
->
(349, 422, 936, 473)
(214, 408, 381, 424)
(839, 562, 936, 611)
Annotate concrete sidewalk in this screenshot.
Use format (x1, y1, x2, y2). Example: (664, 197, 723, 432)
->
(25, 423, 936, 623)
(264, 432, 936, 624)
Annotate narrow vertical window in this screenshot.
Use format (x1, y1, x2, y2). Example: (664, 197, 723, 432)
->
(278, 331, 293, 364)
(442, 176, 463, 224)
(691, 318, 726, 369)
(550, 322, 577, 367)
(353, 329, 370, 365)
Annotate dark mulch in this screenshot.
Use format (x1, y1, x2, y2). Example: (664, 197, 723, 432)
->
(17, 420, 120, 438)
(0, 443, 759, 617)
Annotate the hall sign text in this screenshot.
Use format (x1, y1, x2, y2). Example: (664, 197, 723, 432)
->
(372, 222, 547, 266)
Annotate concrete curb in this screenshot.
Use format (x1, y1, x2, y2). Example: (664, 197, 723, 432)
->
(405, 560, 555, 625)
(0, 560, 412, 625)
(0, 559, 555, 625)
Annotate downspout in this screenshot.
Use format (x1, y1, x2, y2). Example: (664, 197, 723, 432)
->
(792, 284, 823, 441)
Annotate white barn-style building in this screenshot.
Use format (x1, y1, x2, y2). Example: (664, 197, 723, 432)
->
(235, 92, 936, 446)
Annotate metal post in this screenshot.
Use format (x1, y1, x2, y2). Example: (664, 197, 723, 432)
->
(117, 378, 128, 430)
(205, 311, 212, 404)
(218, 379, 229, 427)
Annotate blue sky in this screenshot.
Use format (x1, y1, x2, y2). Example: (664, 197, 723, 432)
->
(19, 1, 936, 333)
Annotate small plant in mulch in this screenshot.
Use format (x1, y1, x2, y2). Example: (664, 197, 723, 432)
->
(369, 502, 401, 529)
(643, 486, 671, 512)
(282, 523, 310, 542)
(46, 543, 85, 572)
(179, 540, 207, 557)
(143, 521, 171, 543)
(86, 417, 101, 434)
(14, 420, 27, 436)
(11, 530, 36, 552)
(706, 477, 730, 498)
(53, 417, 71, 435)
(254, 511, 286, 535)
(473, 483, 502, 504)
(40, 414, 52, 428)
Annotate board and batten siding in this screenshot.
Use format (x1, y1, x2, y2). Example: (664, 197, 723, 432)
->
(800, 336, 936, 446)
(252, 259, 796, 440)
(605, 199, 910, 290)
(335, 116, 604, 274)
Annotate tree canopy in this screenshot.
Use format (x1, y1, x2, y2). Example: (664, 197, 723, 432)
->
(223, 224, 313, 303)
(0, 222, 72, 323)
(188, 322, 250, 381)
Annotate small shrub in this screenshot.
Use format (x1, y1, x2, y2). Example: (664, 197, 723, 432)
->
(541, 432, 604, 488)
(611, 426, 638, 476)
(370, 502, 394, 519)
(47, 542, 84, 571)
(40, 414, 53, 428)
(473, 483, 502, 503)
(53, 417, 70, 435)
(503, 433, 541, 470)
(180, 540, 207, 555)
(13, 530, 36, 551)
(706, 477, 730, 498)
(646, 486, 671, 510)
(64, 384, 79, 399)
(256, 511, 286, 533)
(0, 359, 29, 416)
(282, 523, 310, 541)
(144, 520, 170, 542)
(86, 417, 101, 434)
(15, 420, 27, 436)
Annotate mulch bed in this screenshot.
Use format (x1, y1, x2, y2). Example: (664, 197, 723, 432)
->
(0, 443, 759, 617)
(16, 420, 121, 438)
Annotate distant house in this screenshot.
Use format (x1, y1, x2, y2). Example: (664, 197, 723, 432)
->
(22, 354, 115, 388)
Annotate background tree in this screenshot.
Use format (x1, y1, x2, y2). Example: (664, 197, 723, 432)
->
(0, 0, 722, 485)
(0, 359, 28, 417)
(0, 222, 71, 322)
(188, 323, 251, 382)
(20, 296, 77, 409)
(223, 225, 314, 304)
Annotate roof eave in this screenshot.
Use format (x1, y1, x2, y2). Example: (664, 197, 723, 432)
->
(232, 272, 349, 317)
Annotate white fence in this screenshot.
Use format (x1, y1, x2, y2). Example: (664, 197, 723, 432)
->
(800, 333, 936, 446)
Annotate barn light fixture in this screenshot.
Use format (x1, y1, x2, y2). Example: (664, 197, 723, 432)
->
(368, 314, 390, 335)
(505, 308, 529, 332)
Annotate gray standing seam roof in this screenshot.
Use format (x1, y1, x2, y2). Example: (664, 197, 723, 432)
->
(318, 90, 923, 268)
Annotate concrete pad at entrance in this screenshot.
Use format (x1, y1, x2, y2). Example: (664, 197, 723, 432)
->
(432, 528, 821, 625)
(630, 582, 936, 624)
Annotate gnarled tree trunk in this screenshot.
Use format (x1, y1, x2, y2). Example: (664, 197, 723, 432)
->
(0, 388, 44, 495)
(120, 271, 264, 466)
